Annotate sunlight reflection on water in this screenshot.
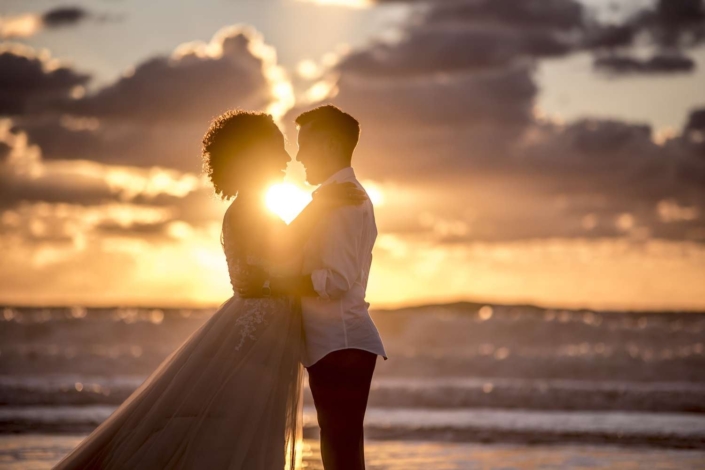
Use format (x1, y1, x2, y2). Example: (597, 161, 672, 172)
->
(3, 435, 704, 470)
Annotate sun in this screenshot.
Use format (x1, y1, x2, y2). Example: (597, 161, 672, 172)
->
(265, 183, 312, 224)
(361, 180, 384, 206)
(298, 0, 372, 8)
(265, 180, 385, 223)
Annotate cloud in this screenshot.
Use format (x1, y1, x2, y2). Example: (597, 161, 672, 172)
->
(685, 107, 705, 132)
(0, 14, 42, 39)
(668, 108, 705, 188)
(0, 120, 228, 304)
(333, 64, 536, 126)
(0, 120, 230, 300)
(423, 0, 585, 32)
(0, 214, 232, 307)
(60, 26, 277, 122)
(290, 0, 705, 244)
(297, 0, 372, 7)
(0, 24, 290, 267)
(0, 9, 702, 308)
(367, 0, 705, 49)
(0, 121, 203, 210)
(629, 0, 705, 48)
(583, 24, 636, 49)
(581, 0, 705, 66)
(3, 6, 703, 249)
(0, 141, 10, 162)
(336, 0, 589, 80)
(594, 53, 696, 75)
(340, 27, 573, 77)
(0, 7, 91, 39)
(368, 235, 705, 310)
(9, 26, 293, 172)
(518, 119, 704, 214)
(42, 7, 89, 28)
(360, 0, 705, 76)
(0, 43, 89, 116)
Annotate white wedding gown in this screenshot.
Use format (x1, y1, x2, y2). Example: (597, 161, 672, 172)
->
(53, 204, 305, 470)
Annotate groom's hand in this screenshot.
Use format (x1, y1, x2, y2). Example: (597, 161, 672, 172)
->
(313, 182, 367, 207)
(233, 265, 268, 298)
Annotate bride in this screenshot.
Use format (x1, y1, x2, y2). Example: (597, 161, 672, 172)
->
(53, 110, 366, 470)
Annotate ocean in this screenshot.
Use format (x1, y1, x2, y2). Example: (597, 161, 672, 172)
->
(1, 302, 704, 469)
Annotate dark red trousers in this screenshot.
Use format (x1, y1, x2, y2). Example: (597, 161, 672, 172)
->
(306, 348, 378, 470)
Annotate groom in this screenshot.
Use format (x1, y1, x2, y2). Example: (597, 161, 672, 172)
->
(237, 105, 387, 470)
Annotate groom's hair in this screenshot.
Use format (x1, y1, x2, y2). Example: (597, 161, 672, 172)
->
(295, 105, 360, 161)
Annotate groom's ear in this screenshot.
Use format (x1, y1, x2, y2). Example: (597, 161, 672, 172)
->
(324, 135, 343, 157)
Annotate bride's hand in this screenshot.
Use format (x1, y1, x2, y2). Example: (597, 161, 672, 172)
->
(313, 182, 367, 208)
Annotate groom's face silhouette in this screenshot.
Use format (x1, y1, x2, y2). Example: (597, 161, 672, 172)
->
(296, 122, 341, 186)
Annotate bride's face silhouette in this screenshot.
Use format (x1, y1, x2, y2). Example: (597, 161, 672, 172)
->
(238, 131, 290, 195)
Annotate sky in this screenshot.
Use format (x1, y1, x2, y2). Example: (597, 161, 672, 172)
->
(1, 0, 704, 310)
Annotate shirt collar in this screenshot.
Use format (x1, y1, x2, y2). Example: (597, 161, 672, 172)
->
(319, 166, 356, 187)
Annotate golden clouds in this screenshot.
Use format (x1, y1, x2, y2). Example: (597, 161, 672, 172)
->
(657, 200, 700, 223)
(0, 14, 42, 39)
(0, 7, 88, 39)
(369, 236, 705, 311)
(297, 0, 373, 8)
(172, 25, 294, 121)
(1, 124, 203, 207)
(0, 219, 232, 308)
(2, 9, 704, 311)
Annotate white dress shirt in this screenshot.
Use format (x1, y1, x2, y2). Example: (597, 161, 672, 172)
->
(300, 167, 388, 367)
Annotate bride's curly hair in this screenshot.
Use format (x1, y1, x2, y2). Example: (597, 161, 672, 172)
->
(202, 110, 281, 199)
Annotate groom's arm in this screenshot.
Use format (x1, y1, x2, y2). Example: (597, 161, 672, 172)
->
(236, 205, 365, 298)
(270, 205, 365, 299)
(264, 182, 366, 264)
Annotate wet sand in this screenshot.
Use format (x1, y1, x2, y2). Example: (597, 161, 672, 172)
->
(3, 405, 705, 449)
(1, 434, 704, 470)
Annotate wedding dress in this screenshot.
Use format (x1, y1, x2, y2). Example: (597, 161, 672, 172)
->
(53, 204, 305, 470)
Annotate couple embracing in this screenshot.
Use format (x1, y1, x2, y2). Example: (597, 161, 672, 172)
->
(53, 105, 387, 470)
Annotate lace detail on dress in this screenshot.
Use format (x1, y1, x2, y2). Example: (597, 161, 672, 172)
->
(222, 205, 289, 351)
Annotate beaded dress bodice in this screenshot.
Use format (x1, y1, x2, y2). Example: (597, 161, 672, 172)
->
(220, 204, 293, 351)
(222, 208, 265, 295)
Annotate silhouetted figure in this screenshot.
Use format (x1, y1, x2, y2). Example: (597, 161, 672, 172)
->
(237, 105, 388, 470)
(53, 109, 370, 470)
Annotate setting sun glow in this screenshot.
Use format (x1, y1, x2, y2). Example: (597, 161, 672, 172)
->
(362, 181, 384, 206)
(265, 183, 312, 224)
(265, 181, 385, 223)
(297, 0, 372, 8)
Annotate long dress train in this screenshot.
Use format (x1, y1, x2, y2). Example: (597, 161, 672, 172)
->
(53, 207, 304, 470)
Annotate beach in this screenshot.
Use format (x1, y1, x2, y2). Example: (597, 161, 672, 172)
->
(2, 303, 704, 468)
(2, 435, 704, 470)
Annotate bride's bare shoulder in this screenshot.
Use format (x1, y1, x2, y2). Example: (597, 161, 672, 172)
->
(223, 199, 275, 234)
(224, 199, 250, 225)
